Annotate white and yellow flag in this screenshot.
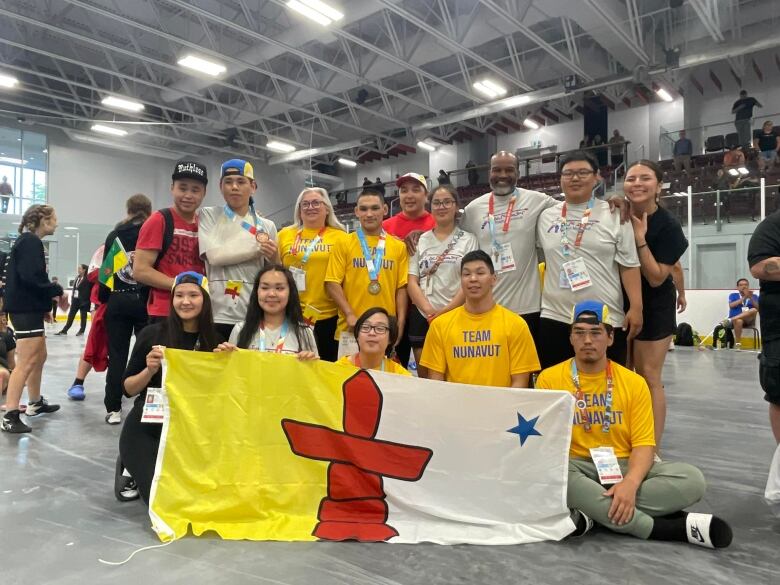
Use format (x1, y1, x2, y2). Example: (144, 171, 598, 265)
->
(150, 349, 575, 545)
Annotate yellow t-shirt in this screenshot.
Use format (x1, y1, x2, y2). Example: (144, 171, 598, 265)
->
(535, 359, 656, 459)
(278, 226, 348, 321)
(419, 304, 540, 387)
(324, 232, 409, 338)
(336, 354, 412, 376)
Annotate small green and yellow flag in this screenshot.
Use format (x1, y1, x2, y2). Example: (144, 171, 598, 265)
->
(98, 237, 128, 290)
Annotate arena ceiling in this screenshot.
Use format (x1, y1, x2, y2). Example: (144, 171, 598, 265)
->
(0, 0, 778, 169)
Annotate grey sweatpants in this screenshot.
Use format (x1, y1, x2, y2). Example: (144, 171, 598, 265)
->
(568, 457, 706, 539)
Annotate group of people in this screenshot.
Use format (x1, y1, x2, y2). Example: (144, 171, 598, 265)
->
(0, 149, 734, 548)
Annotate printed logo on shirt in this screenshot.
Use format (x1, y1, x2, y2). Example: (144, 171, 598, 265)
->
(572, 393, 624, 426)
(479, 207, 529, 230)
(419, 253, 460, 272)
(163, 232, 200, 269)
(452, 329, 501, 358)
(295, 241, 332, 253)
(546, 219, 602, 234)
(352, 258, 396, 270)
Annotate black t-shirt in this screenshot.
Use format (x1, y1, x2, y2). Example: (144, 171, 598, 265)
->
(642, 206, 688, 310)
(754, 129, 778, 152)
(748, 211, 780, 339)
(733, 97, 759, 120)
(122, 322, 208, 409)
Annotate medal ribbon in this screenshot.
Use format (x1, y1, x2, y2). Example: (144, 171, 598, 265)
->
(560, 197, 594, 258)
(256, 321, 289, 353)
(356, 226, 386, 285)
(570, 358, 614, 433)
(487, 193, 517, 254)
(223, 204, 265, 237)
(421, 229, 464, 279)
(291, 227, 327, 265)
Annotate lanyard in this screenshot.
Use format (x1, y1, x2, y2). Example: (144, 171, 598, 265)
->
(487, 193, 517, 251)
(354, 354, 385, 372)
(570, 358, 614, 433)
(421, 229, 464, 279)
(256, 321, 288, 353)
(560, 198, 594, 258)
(356, 227, 386, 283)
(223, 204, 265, 237)
(291, 227, 327, 266)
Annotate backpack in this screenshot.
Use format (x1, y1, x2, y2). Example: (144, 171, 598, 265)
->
(675, 322, 694, 346)
(712, 324, 735, 349)
(153, 208, 175, 269)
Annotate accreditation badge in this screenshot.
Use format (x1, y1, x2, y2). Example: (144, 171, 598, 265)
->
(562, 257, 593, 291)
(496, 242, 516, 274)
(141, 387, 165, 424)
(290, 267, 306, 292)
(589, 447, 624, 485)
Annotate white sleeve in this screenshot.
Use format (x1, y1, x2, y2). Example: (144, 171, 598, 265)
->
(615, 216, 640, 268)
(228, 323, 241, 345)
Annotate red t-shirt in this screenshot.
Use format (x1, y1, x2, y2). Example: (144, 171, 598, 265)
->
(382, 211, 435, 239)
(136, 208, 205, 317)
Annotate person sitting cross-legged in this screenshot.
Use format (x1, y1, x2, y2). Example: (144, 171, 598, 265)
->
(535, 300, 733, 549)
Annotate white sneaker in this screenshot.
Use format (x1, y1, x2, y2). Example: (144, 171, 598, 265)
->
(734, 343, 742, 350)
(105, 411, 121, 425)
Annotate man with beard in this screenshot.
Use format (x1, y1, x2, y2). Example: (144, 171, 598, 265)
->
(461, 151, 556, 343)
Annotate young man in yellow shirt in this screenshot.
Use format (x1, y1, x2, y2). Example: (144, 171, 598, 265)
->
(536, 300, 732, 549)
(325, 189, 408, 349)
(420, 249, 540, 387)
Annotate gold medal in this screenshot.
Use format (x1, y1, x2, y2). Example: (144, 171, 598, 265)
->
(256, 232, 269, 244)
(368, 281, 381, 295)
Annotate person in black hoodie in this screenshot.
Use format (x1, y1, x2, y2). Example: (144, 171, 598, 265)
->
(117, 271, 221, 503)
(55, 264, 92, 336)
(100, 194, 153, 426)
(2, 204, 64, 433)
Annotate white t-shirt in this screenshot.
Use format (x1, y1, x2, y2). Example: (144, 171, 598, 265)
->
(198, 206, 278, 326)
(536, 199, 640, 325)
(461, 188, 556, 315)
(409, 228, 478, 316)
(229, 321, 318, 355)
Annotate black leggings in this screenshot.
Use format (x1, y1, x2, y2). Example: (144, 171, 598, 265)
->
(104, 292, 148, 413)
(61, 301, 89, 333)
(314, 316, 338, 362)
(119, 402, 161, 504)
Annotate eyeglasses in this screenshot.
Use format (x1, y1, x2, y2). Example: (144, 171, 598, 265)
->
(359, 323, 389, 335)
(571, 328, 605, 339)
(300, 200, 323, 210)
(561, 169, 596, 180)
(431, 199, 456, 209)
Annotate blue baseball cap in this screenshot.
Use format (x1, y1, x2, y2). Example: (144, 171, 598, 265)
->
(571, 300, 609, 325)
(221, 159, 254, 180)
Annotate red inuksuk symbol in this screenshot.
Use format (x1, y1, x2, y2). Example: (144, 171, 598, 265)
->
(282, 370, 433, 541)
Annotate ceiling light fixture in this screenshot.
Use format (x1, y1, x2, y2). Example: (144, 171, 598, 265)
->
(267, 140, 296, 153)
(102, 95, 145, 112)
(177, 55, 227, 77)
(416, 141, 436, 152)
(523, 118, 540, 129)
(338, 158, 357, 167)
(473, 80, 507, 98)
(655, 88, 674, 102)
(287, 0, 344, 26)
(0, 74, 18, 88)
(91, 124, 128, 137)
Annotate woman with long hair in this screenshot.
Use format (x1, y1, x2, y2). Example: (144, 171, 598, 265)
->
(218, 265, 317, 359)
(98, 193, 153, 425)
(407, 185, 477, 377)
(337, 307, 411, 376)
(117, 271, 222, 503)
(278, 187, 347, 361)
(625, 159, 688, 450)
(1, 204, 63, 433)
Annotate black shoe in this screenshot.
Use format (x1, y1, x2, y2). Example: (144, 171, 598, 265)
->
(114, 457, 140, 502)
(75, 331, 84, 337)
(26, 396, 60, 417)
(55, 330, 68, 336)
(1, 409, 31, 433)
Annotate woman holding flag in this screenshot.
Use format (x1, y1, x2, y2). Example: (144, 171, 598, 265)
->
(217, 264, 318, 359)
(278, 188, 347, 361)
(100, 194, 152, 425)
(118, 271, 222, 503)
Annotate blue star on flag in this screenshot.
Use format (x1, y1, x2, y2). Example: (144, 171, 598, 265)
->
(507, 413, 542, 446)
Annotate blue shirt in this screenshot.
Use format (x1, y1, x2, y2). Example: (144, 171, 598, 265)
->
(728, 292, 759, 318)
(673, 138, 693, 156)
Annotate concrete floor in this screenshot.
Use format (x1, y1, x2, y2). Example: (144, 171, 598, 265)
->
(1, 325, 778, 585)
